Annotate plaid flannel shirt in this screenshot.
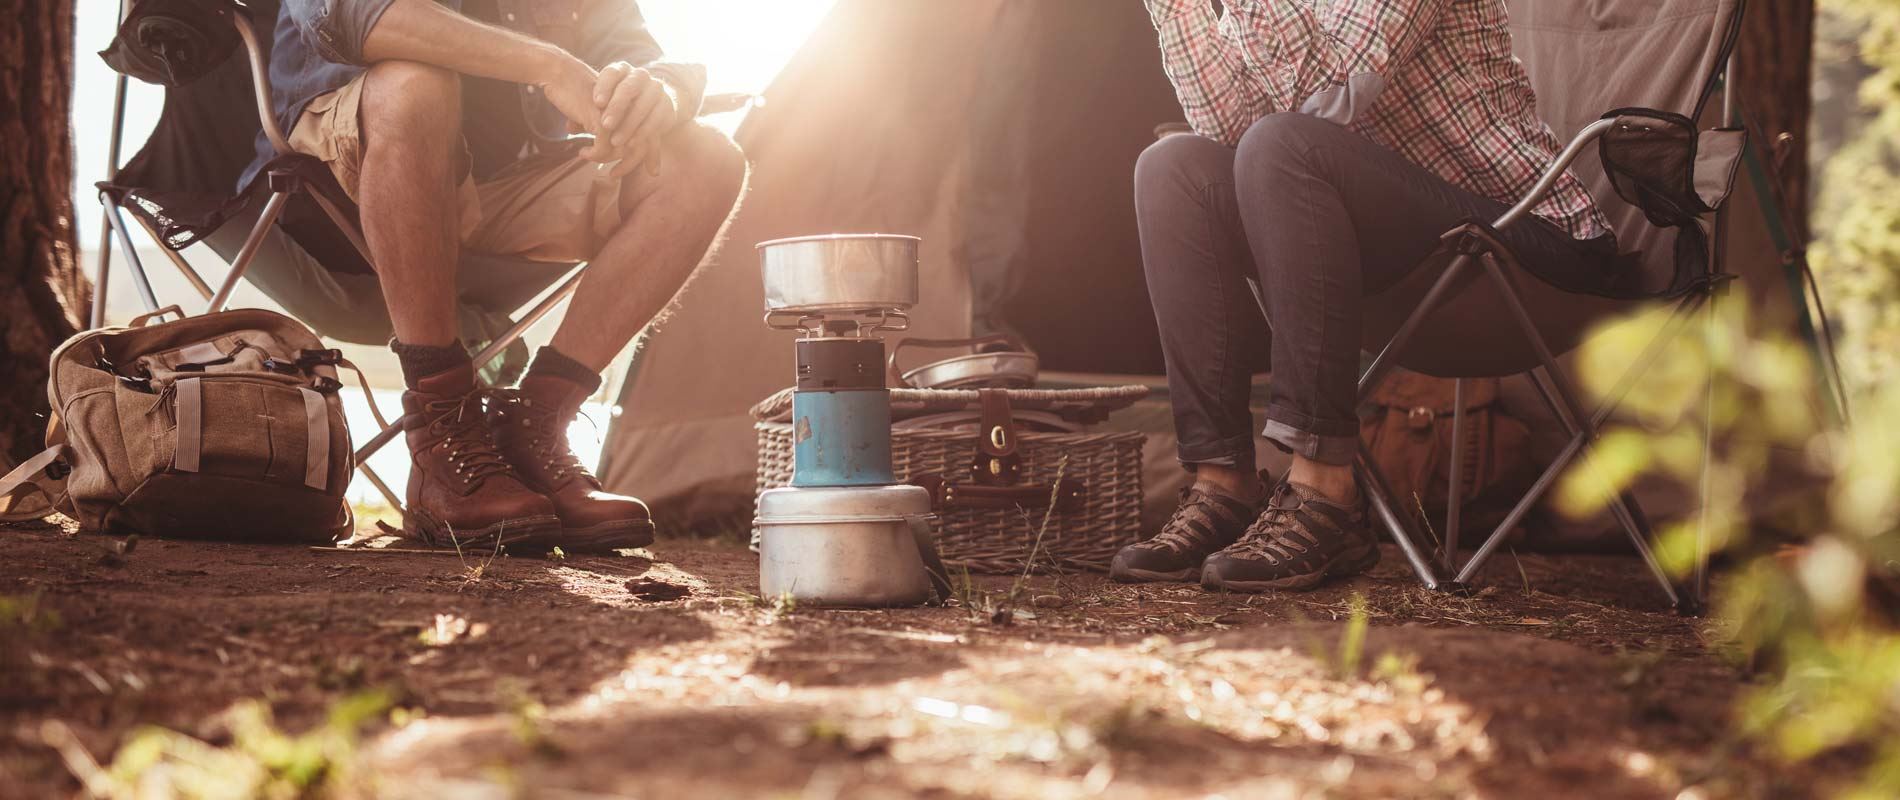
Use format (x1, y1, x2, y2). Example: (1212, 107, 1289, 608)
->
(1145, 0, 1610, 241)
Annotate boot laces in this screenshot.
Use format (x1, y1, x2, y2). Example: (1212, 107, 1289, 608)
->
(498, 392, 592, 485)
(423, 390, 515, 487)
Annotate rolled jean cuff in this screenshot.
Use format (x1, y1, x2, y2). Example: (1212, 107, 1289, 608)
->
(1176, 433, 1256, 469)
(1261, 407, 1358, 467)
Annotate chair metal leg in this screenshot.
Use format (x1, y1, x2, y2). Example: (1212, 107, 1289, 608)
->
(130, 214, 215, 301)
(92, 35, 131, 329)
(101, 195, 161, 315)
(357, 461, 404, 512)
(1444, 380, 1465, 571)
(1340, 257, 1479, 590)
(307, 185, 374, 264)
(472, 268, 586, 367)
(1359, 255, 1473, 396)
(1524, 364, 1683, 608)
(1457, 432, 1584, 584)
(1462, 256, 1687, 606)
(1692, 284, 1722, 611)
(208, 191, 291, 314)
(1357, 448, 1443, 590)
(90, 224, 114, 329)
(1583, 293, 1708, 431)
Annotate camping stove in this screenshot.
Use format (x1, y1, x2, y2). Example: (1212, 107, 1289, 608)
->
(752, 234, 943, 607)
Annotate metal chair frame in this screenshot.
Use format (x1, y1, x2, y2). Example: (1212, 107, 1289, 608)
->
(1244, 52, 1745, 616)
(91, 4, 587, 514)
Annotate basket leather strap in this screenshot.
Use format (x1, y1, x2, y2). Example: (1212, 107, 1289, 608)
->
(913, 472, 1086, 513)
(972, 388, 1021, 486)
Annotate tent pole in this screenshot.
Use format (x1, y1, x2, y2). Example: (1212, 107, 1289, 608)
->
(1693, 54, 1743, 609)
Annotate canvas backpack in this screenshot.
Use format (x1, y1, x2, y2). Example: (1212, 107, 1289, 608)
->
(0, 307, 356, 542)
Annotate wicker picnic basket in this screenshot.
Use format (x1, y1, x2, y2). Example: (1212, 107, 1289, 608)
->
(752, 386, 1148, 573)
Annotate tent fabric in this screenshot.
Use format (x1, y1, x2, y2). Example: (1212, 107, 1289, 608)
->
(1509, 0, 1739, 284)
(603, 0, 1821, 545)
(601, 1, 1014, 529)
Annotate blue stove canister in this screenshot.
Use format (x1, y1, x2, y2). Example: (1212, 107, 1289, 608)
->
(790, 337, 895, 487)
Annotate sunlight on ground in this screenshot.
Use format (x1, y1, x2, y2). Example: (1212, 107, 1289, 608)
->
(369, 604, 1505, 798)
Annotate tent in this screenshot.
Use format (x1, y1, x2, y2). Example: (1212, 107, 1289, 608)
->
(600, 0, 1830, 543)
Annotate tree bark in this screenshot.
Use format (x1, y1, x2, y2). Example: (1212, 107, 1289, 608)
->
(0, 0, 85, 465)
(1734, 0, 1814, 230)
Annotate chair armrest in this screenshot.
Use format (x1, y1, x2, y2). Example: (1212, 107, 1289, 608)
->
(1492, 117, 1617, 231)
(233, 12, 294, 157)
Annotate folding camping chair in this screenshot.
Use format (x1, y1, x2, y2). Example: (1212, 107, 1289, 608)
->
(1241, 0, 1757, 614)
(90, 0, 591, 514)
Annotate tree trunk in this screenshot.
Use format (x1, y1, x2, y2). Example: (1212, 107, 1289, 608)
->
(0, 0, 85, 465)
(1735, 0, 1814, 231)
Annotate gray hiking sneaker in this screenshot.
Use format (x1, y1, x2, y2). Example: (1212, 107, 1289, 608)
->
(1200, 482, 1380, 593)
(1110, 484, 1261, 583)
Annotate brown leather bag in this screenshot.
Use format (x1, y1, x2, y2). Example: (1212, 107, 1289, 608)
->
(1358, 370, 1532, 524)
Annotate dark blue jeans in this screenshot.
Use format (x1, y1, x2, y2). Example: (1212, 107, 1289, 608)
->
(1134, 113, 1612, 468)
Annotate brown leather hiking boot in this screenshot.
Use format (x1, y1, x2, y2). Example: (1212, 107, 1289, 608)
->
(491, 374, 656, 552)
(401, 364, 561, 549)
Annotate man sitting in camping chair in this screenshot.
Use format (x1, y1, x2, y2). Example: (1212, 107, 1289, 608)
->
(256, 0, 746, 549)
(1112, 0, 1618, 591)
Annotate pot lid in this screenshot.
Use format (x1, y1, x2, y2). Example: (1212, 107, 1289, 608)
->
(757, 485, 933, 521)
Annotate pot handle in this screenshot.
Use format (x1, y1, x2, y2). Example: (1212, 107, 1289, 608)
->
(905, 515, 955, 605)
(887, 334, 1025, 386)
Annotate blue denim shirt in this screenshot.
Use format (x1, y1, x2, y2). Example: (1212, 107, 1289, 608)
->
(240, 0, 705, 191)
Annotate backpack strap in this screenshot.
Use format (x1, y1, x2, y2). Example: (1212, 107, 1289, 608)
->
(298, 387, 331, 492)
(0, 445, 71, 523)
(175, 377, 203, 473)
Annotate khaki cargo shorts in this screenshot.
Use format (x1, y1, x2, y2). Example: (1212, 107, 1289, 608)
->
(288, 72, 625, 264)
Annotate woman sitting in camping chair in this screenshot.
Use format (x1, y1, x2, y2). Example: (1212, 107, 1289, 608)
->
(1114, 0, 1619, 591)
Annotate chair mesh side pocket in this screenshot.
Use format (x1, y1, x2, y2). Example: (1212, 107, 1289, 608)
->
(1598, 110, 1711, 227)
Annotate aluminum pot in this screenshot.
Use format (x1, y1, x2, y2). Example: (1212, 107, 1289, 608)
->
(756, 484, 941, 607)
(758, 234, 921, 314)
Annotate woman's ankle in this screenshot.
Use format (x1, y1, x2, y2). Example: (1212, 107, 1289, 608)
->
(1191, 464, 1265, 504)
(1287, 457, 1357, 505)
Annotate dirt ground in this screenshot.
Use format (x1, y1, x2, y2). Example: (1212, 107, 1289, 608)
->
(0, 515, 1831, 799)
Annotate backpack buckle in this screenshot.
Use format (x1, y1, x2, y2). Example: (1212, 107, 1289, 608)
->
(298, 349, 344, 367)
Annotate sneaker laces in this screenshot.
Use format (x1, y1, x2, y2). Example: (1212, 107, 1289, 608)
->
(1145, 487, 1238, 554)
(422, 389, 515, 486)
(1229, 486, 1323, 565)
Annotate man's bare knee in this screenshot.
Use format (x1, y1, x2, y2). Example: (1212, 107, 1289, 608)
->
(360, 60, 462, 146)
(665, 124, 748, 212)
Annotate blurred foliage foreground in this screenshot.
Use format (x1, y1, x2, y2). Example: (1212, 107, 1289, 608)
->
(1814, 0, 1900, 393)
(1548, 3, 1900, 793)
(1560, 297, 1900, 798)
